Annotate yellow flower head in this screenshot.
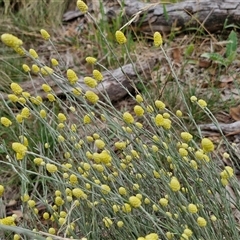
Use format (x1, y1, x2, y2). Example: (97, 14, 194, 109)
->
(58, 113, 67, 123)
(42, 84, 52, 92)
(0, 185, 5, 197)
(29, 49, 38, 59)
(1, 117, 12, 127)
(101, 184, 111, 194)
(190, 96, 198, 102)
(198, 99, 207, 108)
(47, 93, 56, 102)
(115, 30, 127, 44)
(103, 217, 113, 228)
(95, 139, 105, 149)
(21, 107, 30, 118)
(86, 56, 97, 64)
(12, 142, 27, 156)
(159, 198, 168, 206)
(123, 112, 134, 124)
(93, 69, 103, 82)
(22, 64, 30, 72)
(188, 203, 198, 213)
(154, 31, 163, 47)
(181, 132, 193, 142)
(32, 64, 40, 74)
(197, 217, 207, 227)
(1, 33, 23, 48)
(85, 90, 99, 104)
(134, 105, 144, 117)
(155, 100, 165, 110)
(41, 66, 54, 76)
(67, 69, 78, 85)
(0, 216, 15, 226)
(84, 76, 98, 88)
(51, 58, 59, 66)
(135, 94, 143, 103)
(129, 196, 141, 208)
(11, 82, 23, 95)
(155, 114, 164, 126)
(122, 203, 132, 213)
(40, 29, 50, 40)
(72, 188, 86, 199)
(201, 138, 214, 153)
(46, 163, 58, 173)
(145, 233, 159, 240)
(169, 177, 181, 192)
(77, 0, 88, 13)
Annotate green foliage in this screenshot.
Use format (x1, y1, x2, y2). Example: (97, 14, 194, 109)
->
(201, 30, 238, 67)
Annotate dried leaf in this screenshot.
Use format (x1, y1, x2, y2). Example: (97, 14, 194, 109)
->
(230, 105, 240, 121)
(172, 47, 182, 64)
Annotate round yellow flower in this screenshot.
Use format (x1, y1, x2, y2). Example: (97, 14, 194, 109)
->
(129, 196, 141, 208)
(85, 90, 99, 104)
(86, 56, 97, 64)
(115, 30, 127, 44)
(201, 138, 214, 153)
(51, 58, 58, 66)
(46, 163, 58, 173)
(169, 177, 181, 192)
(11, 82, 23, 95)
(117, 221, 124, 227)
(159, 198, 168, 207)
(122, 203, 131, 213)
(101, 184, 111, 194)
(190, 96, 197, 102)
(93, 69, 103, 81)
(67, 69, 78, 85)
(77, 0, 88, 13)
(32, 64, 40, 74)
(22, 64, 30, 72)
(42, 84, 51, 93)
(198, 99, 207, 108)
(72, 188, 87, 199)
(41, 66, 54, 76)
(155, 114, 164, 126)
(58, 113, 67, 123)
(95, 139, 105, 149)
(155, 100, 165, 110)
(181, 132, 193, 142)
(0, 185, 4, 197)
(188, 203, 198, 213)
(103, 217, 113, 228)
(123, 112, 134, 124)
(119, 187, 127, 195)
(153, 31, 163, 47)
(1, 117, 12, 127)
(40, 29, 50, 40)
(29, 48, 38, 59)
(1, 33, 23, 48)
(84, 76, 98, 88)
(47, 93, 56, 102)
(145, 233, 159, 240)
(134, 105, 144, 117)
(197, 217, 207, 227)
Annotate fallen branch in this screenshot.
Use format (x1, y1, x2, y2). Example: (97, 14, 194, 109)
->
(0, 54, 157, 102)
(199, 121, 240, 135)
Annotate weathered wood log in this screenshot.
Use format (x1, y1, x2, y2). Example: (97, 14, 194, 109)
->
(199, 121, 240, 135)
(63, 0, 240, 34)
(122, 0, 240, 33)
(0, 54, 157, 102)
